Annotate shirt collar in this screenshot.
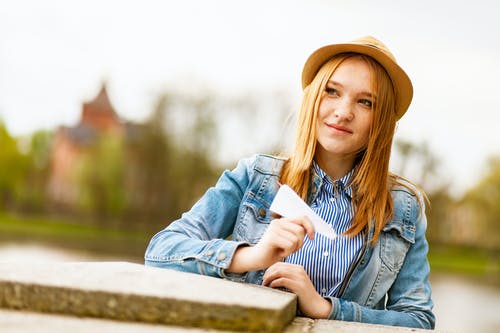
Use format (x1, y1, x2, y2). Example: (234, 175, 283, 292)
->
(312, 160, 354, 199)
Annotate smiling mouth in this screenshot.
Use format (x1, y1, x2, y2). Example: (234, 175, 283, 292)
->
(326, 123, 353, 134)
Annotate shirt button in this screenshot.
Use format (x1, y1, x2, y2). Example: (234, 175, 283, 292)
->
(321, 288, 327, 294)
(323, 251, 329, 257)
(329, 197, 335, 202)
(217, 252, 227, 261)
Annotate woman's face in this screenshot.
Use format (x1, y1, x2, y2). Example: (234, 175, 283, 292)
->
(315, 57, 374, 165)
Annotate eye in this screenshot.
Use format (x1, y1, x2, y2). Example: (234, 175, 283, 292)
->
(325, 87, 339, 96)
(359, 99, 372, 108)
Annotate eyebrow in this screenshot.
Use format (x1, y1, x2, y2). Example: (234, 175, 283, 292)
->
(327, 80, 375, 99)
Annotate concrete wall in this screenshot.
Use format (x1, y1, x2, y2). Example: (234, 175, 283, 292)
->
(0, 262, 449, 332)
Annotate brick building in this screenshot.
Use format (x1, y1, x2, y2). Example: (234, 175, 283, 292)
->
(47, 84, 124, 206)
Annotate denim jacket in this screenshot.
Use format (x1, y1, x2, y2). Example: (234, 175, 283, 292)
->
(145, 154, 435, 329)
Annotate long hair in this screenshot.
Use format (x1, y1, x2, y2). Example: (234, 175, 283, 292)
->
(280, 53, 408, 244)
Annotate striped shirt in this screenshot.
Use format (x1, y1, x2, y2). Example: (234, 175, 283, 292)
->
(284, 161, 364, 297)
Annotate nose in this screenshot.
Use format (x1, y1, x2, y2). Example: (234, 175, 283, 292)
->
(334, 99, 354, 121)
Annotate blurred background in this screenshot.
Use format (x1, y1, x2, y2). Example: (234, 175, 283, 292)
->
(0, 1, 498, 332)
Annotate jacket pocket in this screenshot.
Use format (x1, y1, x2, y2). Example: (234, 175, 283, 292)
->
(380, 221, 413, 271)
(234, 192, 271, 244)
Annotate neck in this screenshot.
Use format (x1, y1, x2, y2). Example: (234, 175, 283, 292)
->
(314, 152, 355, 180)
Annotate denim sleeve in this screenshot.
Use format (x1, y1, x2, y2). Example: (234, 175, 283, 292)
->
(326, 204, 435, 329)
(144, 157, 253, 282)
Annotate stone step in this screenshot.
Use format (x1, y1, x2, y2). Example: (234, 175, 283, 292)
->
(0, 309, 234, 333)
(0, 262, 296, 332)
(285, 317, 452, 333)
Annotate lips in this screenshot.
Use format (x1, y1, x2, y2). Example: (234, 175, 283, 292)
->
(326, 122, 353, 134)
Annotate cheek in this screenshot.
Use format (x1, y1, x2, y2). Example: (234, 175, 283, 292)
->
(317, 100, 329, 119)
(316, 102, 329, 128)
(358, 114, 373, 142)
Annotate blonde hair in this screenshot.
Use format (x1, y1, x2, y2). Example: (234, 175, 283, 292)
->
(280, 53, 418, 244)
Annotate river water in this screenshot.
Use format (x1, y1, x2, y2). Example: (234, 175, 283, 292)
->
(0, 243, 498, 333)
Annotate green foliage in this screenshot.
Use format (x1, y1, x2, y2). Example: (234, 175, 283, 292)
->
(29, 129, 53, 170)
(462, 156, 500, 249)
(425, 188, 454, 244)
(120, 93, 220, 229)
(393, 139, 452, 244)
(429, 244, 499, 283)
(79, 133, 127, 222)
(122, 101, 177, 225)
(0, 122, 31, 210)
(14, 130, 54, 212)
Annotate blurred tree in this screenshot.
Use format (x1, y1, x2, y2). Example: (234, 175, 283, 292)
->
(123, 95, 176, 227)
(394, 140, 413, 176)
(461, 156, 500, 249)
(394, 139, 439, 190)
(118, 92, 220, 230)
(15, 130, 54, 213)
(29, 130, 53, 170)
(393, 139, 453, 244)
(79, 132, 126, 224)
(0, 122, 31, 210)
(164, 92, 219, 213)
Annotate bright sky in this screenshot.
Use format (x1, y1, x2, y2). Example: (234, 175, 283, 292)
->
(0, 0, 499, 195)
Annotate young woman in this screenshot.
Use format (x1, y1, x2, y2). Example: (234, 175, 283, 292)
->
(145, 36, 435, 329)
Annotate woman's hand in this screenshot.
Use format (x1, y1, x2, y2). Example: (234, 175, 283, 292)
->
(262, 262, 332, 319)
(226, 217, 314, 273)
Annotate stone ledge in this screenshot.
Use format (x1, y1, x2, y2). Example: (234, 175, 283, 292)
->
(285, 317, 451, 333)
(0, 262, 452, 333)
(0, 309, 233, 333)
(0, 262, 296, 332)
(0, 311, 452, 333)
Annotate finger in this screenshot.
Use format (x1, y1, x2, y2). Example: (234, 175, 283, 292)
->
(262, 262, 298, 286)
(263, 270, 286, 287)
(280, 225, 306, 250)
(262, 262, 283, 286)
(271, 218, 306, 235)
(277, 219, 309, 244)
(260, 228, 299, 258)
(268, 220, 306, 252)
(271, 230, 303, 255)
(299, 216, 315, 240)
(286, 216, 314, 240)
(268, 277, 296, 291)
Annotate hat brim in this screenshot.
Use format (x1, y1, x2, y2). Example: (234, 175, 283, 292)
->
(301, 43, 413, 119)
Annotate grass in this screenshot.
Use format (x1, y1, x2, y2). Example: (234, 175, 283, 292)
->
(0, 212, 152, 262)
(428, 244, 499, 284)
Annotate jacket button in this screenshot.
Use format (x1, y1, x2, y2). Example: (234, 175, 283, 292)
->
(218, 252, 227, 261)
(258, 208, 266, 218)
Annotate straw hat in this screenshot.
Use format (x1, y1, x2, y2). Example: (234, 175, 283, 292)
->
(301, 36, 413, 119)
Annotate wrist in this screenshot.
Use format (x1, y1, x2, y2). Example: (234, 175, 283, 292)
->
(317, 297, 333, 319)
(226, 245, 261, 273)
(305, 295, 332, 319)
